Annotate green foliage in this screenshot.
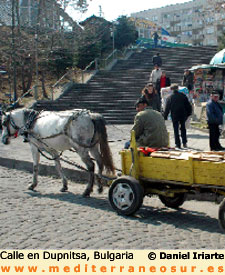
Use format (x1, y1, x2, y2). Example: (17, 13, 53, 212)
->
(114, 16, 138, 50)
(218, 32, 225, 50)
(73, 15, 138, 69)
(74, 41, 102, 69)
(73, 16, 112, 69)
(48, 48, 73, 77)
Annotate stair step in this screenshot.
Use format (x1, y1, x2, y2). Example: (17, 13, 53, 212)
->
(33, 46, 217, 124)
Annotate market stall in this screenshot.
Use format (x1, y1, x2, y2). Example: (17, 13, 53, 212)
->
(189, 64, 225, 103)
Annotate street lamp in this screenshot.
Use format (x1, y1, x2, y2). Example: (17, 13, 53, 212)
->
(111, 21, 118, 60)
(110, 23, 115, 59)
(34, 32, 38, 100)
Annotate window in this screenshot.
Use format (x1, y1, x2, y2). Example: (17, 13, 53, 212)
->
(206, 26, 214, 34)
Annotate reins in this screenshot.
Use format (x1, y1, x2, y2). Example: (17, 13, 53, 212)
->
(31, 139, 117, 181)
(37, 149, 63, 161)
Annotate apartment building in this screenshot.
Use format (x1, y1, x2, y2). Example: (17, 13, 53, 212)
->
(131, 0, 225, 46)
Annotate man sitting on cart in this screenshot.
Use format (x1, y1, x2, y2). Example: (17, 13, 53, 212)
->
(132, 97, 169, 148)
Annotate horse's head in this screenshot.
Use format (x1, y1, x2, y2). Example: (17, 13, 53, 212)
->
(2, 112, 13, 144)
(1, 110, 20, 145)
(1, 112, 10, 144)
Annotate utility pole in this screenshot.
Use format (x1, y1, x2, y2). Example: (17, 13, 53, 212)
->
(11, 0, 17, 102)
(34, 29, 39, 100)
(99, 5, 102, 17)
(34, 0, 42, 100)
(112, 22, 115, 59)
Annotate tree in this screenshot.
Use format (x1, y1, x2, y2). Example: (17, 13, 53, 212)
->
(73, 16, 112, 69)
(218, 32, 225, 50)
(114, 16, 138, 50)
(57, 0, 88, 13)
(48, 48, 73, 78)
(0, 0, 86, 102)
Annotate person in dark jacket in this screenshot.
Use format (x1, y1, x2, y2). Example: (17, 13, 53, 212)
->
(164, 83, 192, 149)
(206, 91, 224, 151)
(141, 82, 161, 112)
(182, 69, 194, 91)
(152, 53, 162, 67)
(153, 32, 160, 48)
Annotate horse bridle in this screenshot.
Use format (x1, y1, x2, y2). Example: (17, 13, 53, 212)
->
(2, 113, 20, 137)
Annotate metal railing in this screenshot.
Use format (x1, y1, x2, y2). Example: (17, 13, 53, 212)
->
(51, 70, 73, 100)
(48, 44, 136, 101)
(81, 58, 98, 84)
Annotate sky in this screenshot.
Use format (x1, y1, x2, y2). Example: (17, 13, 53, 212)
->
(68, 0, 191, 22)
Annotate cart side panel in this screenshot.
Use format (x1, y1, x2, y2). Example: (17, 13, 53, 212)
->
(138, 157, 191, 182)
(120, 150, 191, 183)
(120, 149, 225, 187)
(193, 160, 225, 186)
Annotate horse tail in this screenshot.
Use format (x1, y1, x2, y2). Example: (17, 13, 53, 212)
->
(90, 113, 115, 174)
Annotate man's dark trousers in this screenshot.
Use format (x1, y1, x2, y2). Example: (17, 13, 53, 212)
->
(172, 120, 187, 148)
(208, 123, 221, 150)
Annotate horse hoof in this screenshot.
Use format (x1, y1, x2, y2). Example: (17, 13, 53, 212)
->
(98, 186, 103, 194)
(28, 185, 34, 191)
(60, 187, 68, 192)
(82, 191, 90, 197)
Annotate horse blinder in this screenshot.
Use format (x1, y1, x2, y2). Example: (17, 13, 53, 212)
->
(2, 114, 19, 139)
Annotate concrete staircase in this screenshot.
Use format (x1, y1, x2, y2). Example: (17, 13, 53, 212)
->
(33, 46, 217, 124)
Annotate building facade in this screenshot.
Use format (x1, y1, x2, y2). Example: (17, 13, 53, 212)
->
(131, 0, 225, 46)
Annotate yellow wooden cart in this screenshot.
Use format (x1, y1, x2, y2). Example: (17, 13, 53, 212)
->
(108, 131, 225, 232)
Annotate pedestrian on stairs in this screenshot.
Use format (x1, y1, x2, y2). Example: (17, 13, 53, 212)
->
(152, 31, 160, 48)
(149, 64, 162, 89)
(141, 82, 161, 112)
(152, 53, 162, 67)
(156, 70, 171, 98)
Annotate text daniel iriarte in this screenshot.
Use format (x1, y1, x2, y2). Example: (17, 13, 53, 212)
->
(160, 252, 224, 260)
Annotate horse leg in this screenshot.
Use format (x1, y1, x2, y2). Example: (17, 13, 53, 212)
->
(90, 144, 104, 194)
(54, 158, 68, 192)
(28, 145, 40, 191)
(76, 148, 95, 197)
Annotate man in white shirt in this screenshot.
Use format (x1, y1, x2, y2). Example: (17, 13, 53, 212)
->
(149, 65, 162, 89)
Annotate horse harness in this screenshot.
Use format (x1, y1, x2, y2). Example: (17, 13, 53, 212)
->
(2, 109, 120, 177)
(3, 109, 98, 160)
(3, 109, 40, 139)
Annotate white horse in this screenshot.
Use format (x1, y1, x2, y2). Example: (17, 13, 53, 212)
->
(1, 108, 115, 196)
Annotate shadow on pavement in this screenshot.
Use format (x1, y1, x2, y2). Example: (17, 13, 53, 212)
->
(188, 134, 209, 139)
(26, 190, 223, 234)
(137, 203, 222, 234)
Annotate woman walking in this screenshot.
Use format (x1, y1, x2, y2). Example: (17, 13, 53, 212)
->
(141, 82, 161, 112)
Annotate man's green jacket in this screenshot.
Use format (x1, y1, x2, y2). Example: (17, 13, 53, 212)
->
(132, 107, 169, 148)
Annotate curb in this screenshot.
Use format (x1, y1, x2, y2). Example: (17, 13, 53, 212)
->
(0, 156, 89, 183)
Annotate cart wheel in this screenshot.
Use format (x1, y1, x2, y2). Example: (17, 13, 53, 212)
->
(108, 176, 144, 216)
(159, 193, 186, 209)
(218, 199, 225, 232)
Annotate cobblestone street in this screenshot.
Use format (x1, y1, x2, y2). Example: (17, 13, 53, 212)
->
(1, 164, 225, 249)
(1, 122, 225, 249)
